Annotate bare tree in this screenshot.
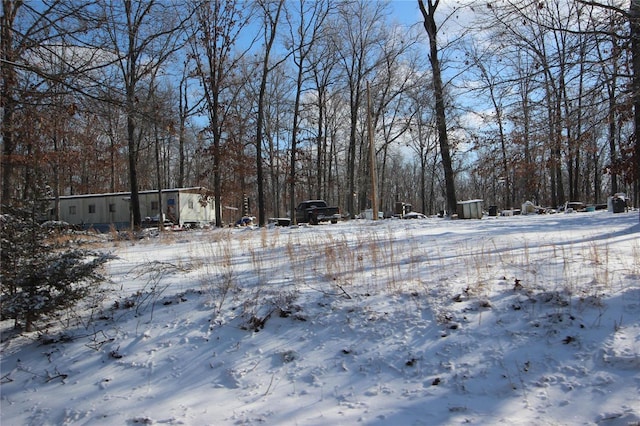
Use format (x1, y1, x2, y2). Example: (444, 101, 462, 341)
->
(465, 40, 515, 208)
(305, 24, 341, 202)
(97, 0, 186, 228)
(189, 0, 251, 227)
(630, 0, 640, 212)
(405, 81, 438, 215)
(591, 8, 625, 197)
(418, 0, 457, 215)
(284, 0, 332, 224)
(579, 0, 638, 212)
(176, 58, 202, 189)
(477, 0, 636, 209)
(1, 0, 99, 206)
(255, 0, 284, 226)
(334, 0, 389, 218)
(0, 0, 21, 204)
(368, 25, 421, 214)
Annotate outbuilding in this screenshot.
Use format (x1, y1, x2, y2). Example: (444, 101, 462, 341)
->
(456, 199, 484, 219)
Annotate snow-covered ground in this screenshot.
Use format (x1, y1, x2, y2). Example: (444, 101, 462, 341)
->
(2, 210, 639, 425)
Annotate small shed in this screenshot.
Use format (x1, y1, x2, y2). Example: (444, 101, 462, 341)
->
(457, 199, 483, 219)
(363, 209, 384, 220)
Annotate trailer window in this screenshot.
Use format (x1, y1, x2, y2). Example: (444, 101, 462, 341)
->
(69, 205, 76, 215)
(88, 204, 96, 214)
(109, 204, 116, 213)
(151, 201, 159, 211)
(188, 200, 194, 209)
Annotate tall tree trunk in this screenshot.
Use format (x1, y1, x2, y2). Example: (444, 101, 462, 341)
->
(607, 84, 619, 195)
(256, 0, 283, 226)
(418, 0, 457, 215)
(631, 0, 640, 214)
(126, 105, 141, 228)
(154, 123, 164, 230)
(178, 72, 189, 189)
(192, 0, 249, 227)
(290, 52, 304, 224)
(316, 88, 325, 200)
(347, 83, 361, 218)
(1, 0, 19, 205)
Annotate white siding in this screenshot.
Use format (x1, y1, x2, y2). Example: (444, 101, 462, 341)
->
(50, 188, 216, 230)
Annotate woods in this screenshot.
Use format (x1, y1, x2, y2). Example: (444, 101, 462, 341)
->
(2, 0, 638, 224)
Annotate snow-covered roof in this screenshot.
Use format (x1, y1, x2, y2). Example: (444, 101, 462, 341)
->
(54, 187, 207, 200)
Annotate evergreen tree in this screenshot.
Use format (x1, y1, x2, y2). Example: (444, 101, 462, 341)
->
(1, 202, 114, 332)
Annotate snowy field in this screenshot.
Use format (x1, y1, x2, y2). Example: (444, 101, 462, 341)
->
(1, 210, 639, 425)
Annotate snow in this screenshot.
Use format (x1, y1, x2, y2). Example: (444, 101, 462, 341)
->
(2, 211, 639, 425)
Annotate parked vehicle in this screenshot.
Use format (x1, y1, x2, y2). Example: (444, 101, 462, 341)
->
(295, 200, 340, 225)
(402, 211, 427, 219)
(142, 214, 174, 229)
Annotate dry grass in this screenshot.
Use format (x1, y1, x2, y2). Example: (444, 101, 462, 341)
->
(102, 219, 635, 336)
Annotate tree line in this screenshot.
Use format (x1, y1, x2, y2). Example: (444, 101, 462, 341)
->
(2, 0, 638, 227)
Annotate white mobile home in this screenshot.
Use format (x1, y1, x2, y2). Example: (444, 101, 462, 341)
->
(48, 187, 217, 231)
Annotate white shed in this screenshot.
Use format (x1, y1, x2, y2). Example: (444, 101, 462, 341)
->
(456, 199, 483, 219)
(48, 187, 216, 231)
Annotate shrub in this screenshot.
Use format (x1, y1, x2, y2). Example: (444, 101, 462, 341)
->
(1, 204, 114, 332)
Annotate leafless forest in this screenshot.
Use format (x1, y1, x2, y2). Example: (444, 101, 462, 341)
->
(2, 0, 639, 226)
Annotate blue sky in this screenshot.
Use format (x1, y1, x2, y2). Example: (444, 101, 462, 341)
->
(388, 0, 424, 27)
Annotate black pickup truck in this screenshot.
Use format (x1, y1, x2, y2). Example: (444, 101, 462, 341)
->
(295, 200, 340, 225)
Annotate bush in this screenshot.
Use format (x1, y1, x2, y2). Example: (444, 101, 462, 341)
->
(1, 204, 114, 332)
